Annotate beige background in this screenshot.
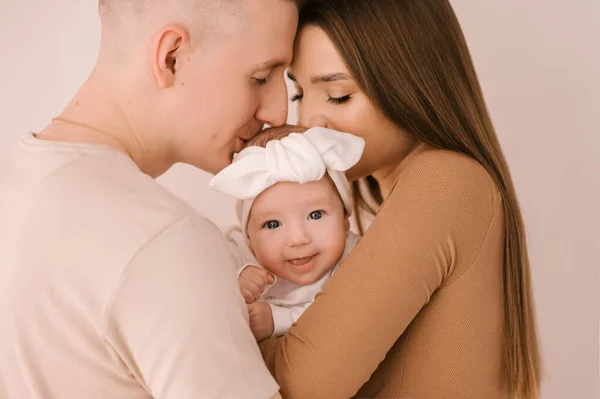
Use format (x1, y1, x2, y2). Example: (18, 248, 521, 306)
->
(1, 1, 598, 397)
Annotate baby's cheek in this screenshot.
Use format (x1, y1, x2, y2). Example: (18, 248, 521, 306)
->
(255, 244, 284, 276)
(259, 259, 280, 276)
(319, 223, 346, 246)
(328, 228, 349, 261)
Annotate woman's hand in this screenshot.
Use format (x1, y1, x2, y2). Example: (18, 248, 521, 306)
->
(247, 301, 274, 342)
(238, 265, 275, 304)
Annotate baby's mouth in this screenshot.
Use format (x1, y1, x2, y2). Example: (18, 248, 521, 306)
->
(288, 256, 314, 266)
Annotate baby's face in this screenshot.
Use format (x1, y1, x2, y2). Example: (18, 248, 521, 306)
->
(247, 176, 349, 286)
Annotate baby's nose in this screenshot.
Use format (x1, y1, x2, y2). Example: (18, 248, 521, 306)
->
(287, 225, 311, 247)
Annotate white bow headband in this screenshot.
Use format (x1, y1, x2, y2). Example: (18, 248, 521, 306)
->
(209, 127, 365, 236)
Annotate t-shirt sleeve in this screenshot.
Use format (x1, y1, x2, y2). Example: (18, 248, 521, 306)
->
(259, 152, 501, 399)
(223, 225, 260, 273)
(104, 215, 279, 399)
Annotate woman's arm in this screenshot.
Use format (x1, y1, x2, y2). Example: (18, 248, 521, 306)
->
(269, 302, 313, 336)
(259, 151, 501, 398)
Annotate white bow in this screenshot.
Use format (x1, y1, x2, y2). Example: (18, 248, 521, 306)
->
(209, 127, 365, 200)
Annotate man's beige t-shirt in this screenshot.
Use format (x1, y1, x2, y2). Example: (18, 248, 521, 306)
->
(0, 133, 279, 399)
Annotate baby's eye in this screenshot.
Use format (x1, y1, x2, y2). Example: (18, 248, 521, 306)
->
(308, 210, 324, 220)
(264, 220, 281, 230)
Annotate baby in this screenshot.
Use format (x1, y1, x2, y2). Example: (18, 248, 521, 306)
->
(210, 126, 365, 341)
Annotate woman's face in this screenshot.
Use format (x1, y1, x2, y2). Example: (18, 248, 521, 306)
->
(288, 25, 414, 181)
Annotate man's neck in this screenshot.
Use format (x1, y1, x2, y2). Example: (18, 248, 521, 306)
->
(37, 70, 174, 178)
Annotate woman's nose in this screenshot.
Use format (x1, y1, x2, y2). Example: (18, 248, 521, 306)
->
(298, 105, 328, 128)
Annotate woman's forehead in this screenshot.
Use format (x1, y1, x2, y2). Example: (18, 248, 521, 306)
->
(290, 26, 348, 79)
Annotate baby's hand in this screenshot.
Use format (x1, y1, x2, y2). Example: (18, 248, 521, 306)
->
(247, 301, 274, 342)
(238, 265, 275, 304)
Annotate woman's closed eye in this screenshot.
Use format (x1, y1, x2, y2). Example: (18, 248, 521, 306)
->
(263, 220, 281, 230)
(327, 95, 351, 105)
(290, 93, 352, 105)
(308, 210, 325, 220)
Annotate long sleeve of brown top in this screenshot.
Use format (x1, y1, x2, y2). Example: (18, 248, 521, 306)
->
(259, 148, 507, 399)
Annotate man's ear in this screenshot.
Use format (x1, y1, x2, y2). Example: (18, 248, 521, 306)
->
(153, 25, 189, 89)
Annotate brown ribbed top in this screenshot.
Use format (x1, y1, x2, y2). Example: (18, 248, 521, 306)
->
(259, 147, 508, 399)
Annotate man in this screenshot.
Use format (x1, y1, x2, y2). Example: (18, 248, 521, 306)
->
(0, 0, 298, 398)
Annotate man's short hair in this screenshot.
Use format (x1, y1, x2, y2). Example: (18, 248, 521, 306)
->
(98, 0, 299, 54)
(99, 0, 299, 24)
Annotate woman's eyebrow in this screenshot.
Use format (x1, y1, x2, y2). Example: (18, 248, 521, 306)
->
(286, 71, 353, 84)
(311, 72, 353, 84)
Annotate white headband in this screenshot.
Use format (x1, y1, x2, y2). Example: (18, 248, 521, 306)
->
(209, 127, 365, 236)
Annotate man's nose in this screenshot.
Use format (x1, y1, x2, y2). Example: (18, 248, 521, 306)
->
(255, 76, 289, 127)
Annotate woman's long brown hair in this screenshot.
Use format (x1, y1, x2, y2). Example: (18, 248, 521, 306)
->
(299, 0, 541, 397)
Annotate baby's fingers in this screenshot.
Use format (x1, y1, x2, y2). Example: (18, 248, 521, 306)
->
(241, 288, 256, 304)
(247, 267, 275, 288)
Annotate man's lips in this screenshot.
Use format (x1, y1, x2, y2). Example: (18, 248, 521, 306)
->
(234, 138, 246, 152)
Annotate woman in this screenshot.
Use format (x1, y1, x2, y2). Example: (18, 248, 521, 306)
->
(258, 0, 541, 398)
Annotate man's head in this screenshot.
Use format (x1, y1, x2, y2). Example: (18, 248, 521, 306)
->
(97, 0, 299, 174)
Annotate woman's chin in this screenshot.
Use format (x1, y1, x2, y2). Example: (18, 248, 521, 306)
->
(345, 165, 370, 182)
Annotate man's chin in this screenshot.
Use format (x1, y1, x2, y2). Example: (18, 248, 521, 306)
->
(211, 159, 231, 175)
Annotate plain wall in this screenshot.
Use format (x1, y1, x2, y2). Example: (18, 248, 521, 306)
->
(1, 1, 598, 397)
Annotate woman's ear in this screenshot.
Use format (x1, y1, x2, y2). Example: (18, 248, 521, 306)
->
(153, 24, 189, 89)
